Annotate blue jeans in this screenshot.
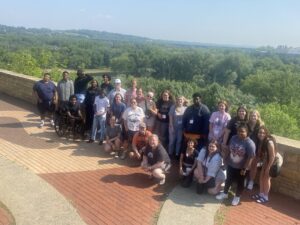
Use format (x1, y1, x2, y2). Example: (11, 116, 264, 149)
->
(91, 115, 106, 141)
(168, 125, 183, 156)
(75, 94, 85, 104)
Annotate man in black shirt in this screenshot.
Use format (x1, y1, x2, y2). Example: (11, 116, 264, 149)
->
(74, 69, 93, 103)
(182, 93, 210, 149)
(65, 95, 84, 138)
(141, 134, 171, 185)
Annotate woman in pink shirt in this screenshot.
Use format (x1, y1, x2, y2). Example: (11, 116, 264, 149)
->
(208, 100, 231, 144)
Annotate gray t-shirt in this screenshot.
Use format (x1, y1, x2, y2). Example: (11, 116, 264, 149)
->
(169, 105, 187, 129)
(227, 135, 256, 169)
(105, 125, 122, 139)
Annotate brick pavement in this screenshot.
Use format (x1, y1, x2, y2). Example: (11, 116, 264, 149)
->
(219, 188, 300, 225)
(0, 94, 178, 225)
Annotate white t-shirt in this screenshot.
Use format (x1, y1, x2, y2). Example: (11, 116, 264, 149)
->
(122, 106, 145, 131)
(94, 96, 110, 117)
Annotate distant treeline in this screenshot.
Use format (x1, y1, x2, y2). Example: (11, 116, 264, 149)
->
(1, 24, 300, 140)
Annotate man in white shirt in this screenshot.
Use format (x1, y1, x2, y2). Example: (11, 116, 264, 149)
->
(88, 89, 110, 144)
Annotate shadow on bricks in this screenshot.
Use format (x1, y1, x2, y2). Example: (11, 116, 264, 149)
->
(101, 172, 157, 189)
(0, 116, 59, 149)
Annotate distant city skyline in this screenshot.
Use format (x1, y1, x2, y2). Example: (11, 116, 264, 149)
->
(1, 0, 300, 47)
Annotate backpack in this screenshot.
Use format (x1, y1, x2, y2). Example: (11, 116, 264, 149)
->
(269, 152, 283, 178)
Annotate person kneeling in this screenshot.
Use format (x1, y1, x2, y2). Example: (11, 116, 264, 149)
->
(194, 139, 225, 195)
(104, 116, 122, 157)
(129, 122, 152, 160)
(179, 139, 198, 188)
(141, 135, 171, 185)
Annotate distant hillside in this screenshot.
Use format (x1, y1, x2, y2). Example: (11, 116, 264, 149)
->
(0, 24, 250, 49)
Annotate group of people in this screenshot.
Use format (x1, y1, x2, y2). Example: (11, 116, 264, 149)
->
(32, 70, 277, 205)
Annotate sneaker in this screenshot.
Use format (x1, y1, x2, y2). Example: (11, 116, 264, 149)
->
(99, 140, 103, 145)
(216, 192, 228, 200)
(87, 139, 94, 143)
(110, 151, 116, 156)
(39, 120, 45, 128)
(120, 151, 127, 160)
(50, 119, 55, 126)
(114, 153, 119, 159)
(159, 178, 166, 185)
(247, 180, 254, 190)
(231, 196, 240, 206)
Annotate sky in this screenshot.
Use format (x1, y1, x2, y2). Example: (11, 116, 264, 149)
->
(1, 0, 300, 47)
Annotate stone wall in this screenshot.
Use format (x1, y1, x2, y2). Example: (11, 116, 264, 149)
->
(272, 136, 300, 199)
(0, 69, 299, 199)
(0, 69, 39, 104)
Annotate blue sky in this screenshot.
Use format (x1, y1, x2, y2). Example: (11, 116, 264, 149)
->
(1, 0, 300, 47)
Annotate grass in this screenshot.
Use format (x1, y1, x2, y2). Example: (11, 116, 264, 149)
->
(214, 191, 235, 225)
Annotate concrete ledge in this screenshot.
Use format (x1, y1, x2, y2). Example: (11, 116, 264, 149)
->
(157, 184, 220, 225)
(0, 157, 86, 225)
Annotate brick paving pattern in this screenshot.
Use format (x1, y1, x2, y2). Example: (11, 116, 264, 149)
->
(221, 189, 300, 225)
(0, 94, 178, 225)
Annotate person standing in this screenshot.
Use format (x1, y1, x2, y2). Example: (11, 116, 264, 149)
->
(100, 74, 114, 96)
(57, 71, 74, 109)
(121, 98, 145, 159)
(124, 78, 137, 106)
(168, 96, 187, 157)
(216, 124, 255, 206)
(208, 100, 231, 144)
(155, 90, 174, 149)
(144, 91, 157, 132)
(88, 89, 110, 144)
(182, 93, 210, 150)
(74, 69, 93, 103)
(252, 126, 276, 204)
(107, 79, 126, 104)
(84, 80, 99, 131)
(33, 73, 57, 128)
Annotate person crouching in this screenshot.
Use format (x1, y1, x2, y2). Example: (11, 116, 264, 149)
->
(129, 122, 152, 160)
(141, 134, 171, 185)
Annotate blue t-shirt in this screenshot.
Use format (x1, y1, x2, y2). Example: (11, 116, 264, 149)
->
(110, 102, 126, 122)
(227, 135, 256, 169)
(33, 80, 56, 101)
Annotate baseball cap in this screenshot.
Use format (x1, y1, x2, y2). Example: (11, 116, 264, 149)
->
(115, 78, 121, 84)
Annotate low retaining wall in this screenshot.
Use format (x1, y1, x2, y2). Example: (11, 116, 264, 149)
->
(272, 136, 300, 199)
(0, 69, 299, 199)
(0, 69, 39, 104)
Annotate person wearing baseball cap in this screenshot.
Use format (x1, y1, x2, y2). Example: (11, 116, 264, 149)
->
(107, 78, 126, 104)
(129, 122, 152, 160)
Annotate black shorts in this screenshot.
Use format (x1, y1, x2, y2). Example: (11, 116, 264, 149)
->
(204, 177, 216, 189)
(37, 101, 55, 115)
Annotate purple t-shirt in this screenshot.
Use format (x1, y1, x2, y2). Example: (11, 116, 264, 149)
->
(209, 111, 231, 141)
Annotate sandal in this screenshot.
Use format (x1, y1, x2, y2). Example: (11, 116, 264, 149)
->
(256, 196, 268, 204)
(251, 194, 261, 200)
